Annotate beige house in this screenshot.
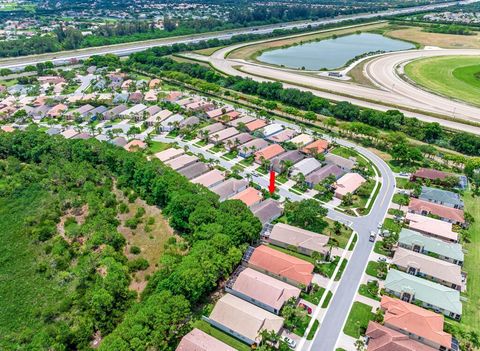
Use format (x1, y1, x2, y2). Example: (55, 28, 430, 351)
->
(268, 223, 329, 257)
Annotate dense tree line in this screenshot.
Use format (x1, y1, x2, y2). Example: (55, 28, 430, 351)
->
(124, 50, 480, 157)
(424, 24, 473, 35)
(0, 130, 261, 350)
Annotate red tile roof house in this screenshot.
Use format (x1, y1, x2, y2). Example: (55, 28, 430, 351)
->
(254, 144, 285, 164)
(176, 328, 236, 351)
(124, 140, 147, 152)
(408, 198, 465, 226)
(245, 119, 268, 132)
(301, 139, 330, 155)
(226, 267, 301, 315)
(410, 168, 450, 182)
(246, 245, 314, 289)
(230, 187, 263, 207)
(380, 296, 454, 351)
(366, 321, 437, 351)
(333, 172, 366, 199)
(206, 106, 234, 119)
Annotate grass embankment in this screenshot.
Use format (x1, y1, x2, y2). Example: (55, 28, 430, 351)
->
(461, 191, 480, 331)
(0, 188, 67, 347)
(404, 56, 480, 107)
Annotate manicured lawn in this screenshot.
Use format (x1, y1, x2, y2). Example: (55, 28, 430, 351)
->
(317, 256, 340, 278)
(325, 218, 353, 249)
(392, 193, 410, 206)
(365, 261, 387, 280)
(382, 218, 402, 235)
(321, 290, 333, 308)
(293, 315, 312, 337)
(307, 319, 319, 340)
(461, 191, 480, 331)
(405, 56, 480, 106)
(358, 284, 381, 301)
(276, 173, 288, 184)
(193, 320, 251, 351)
(223, 151, 238, 160)
(331, 146, 375, 177)
(147, 141, 171, 153)
(301, 285, 325, 305)
(343, 302, 375, 338)
(334, 258, 348, 281)
(395, 177, 415, 190)
(373, 241, 391, 257)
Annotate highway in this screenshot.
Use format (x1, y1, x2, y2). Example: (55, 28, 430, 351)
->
(0, 0, 477, 71)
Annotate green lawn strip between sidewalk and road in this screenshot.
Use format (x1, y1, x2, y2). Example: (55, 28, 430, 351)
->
(307, 319, 320, 340)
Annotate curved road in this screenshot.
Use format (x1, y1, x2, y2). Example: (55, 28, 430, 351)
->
(190, 44, 480, 133)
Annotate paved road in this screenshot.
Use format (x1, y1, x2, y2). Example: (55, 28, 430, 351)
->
(0, 0, 476, 71)
(192, 44, 480, 133)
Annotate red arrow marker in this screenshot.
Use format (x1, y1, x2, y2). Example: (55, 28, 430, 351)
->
(269, 170, 276, 194)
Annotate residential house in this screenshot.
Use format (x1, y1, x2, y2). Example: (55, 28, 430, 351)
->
(46, 103, 68, 118)
(246, 245, 314, 288)
(72, 133, 91, 140)
(256, 123, 283, 138)
(223, 133, 254, 151)
(143, 105, 163, 119)
(380, 296, 454, 351)
(217, 110, 240, 122)
(121, 79, 133, 90)
(205, 294, 284, 346)
(45, 127, 61, 136)
(271, 150, 305, 173)
(110, 137, 128, 148)
(230, 187, 263, 207)
(384, 269, 462, 320)
(61, 129, 78, 139)
(238, 139, 269, 158)
(397, 228, 464, 266)
(411, 168, 450, 182)
(180, 116, 200, 128)
(176, 328, 236, 351)
(124, 140, 146, 152)
(87, 106, 108, 120)
(227, 267, 301, 314)
(290, 158, 322, 177)
(365, 322, 437, 351)
(301, 139, 329, 155)
(305, 164, 344, 188)
(197, 122, 225, 138)
(113, 93, 129, 104)
(325, 153, 356, 171)
(254, 144, 285, 164)
(267, 129, 296, 143)
(208, 127, 239, 144)
(120, 104, 147, 119)
(268, 223, 329, 257)
(0, 125, 15, 133)
(148, 79, 161, 89)
(30, 105, 50, 120)
(165, 155, 198, 171)
(206, 106, 233, 119)
(160, 114, 184, 132)
(191, 169, 225, 189)
(144, 90, 157, 102)
(333, 173, 366, 199)
(178, 162, 210, 180)
(408, 198, 464, 225)
(147, 109, 173, 126)
(229, 115, 256, 127)
(104, 104, 128, 120)
(164, 91, 183, 102)
(289, 133, 314, 147)
(392, 247, 463, 291)
(245, 119, 267, 132)
(405, 213, 458, 243)
(419, 186, 464, 209)
(155, 148, 184, 162)
(250, 199, 283, 225)
(211, 178, 249, 201)
(71, 104, 95, 119)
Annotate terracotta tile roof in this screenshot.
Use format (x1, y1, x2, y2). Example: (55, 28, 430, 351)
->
(254, 144, 285, 162)
(248, 245, 314, 286)
(334, 172, 366, 198)
(245, 119, 267, 132)
(230, 187, 263, 207)
(301, 139, 329, 154)
(413, 168, 449, 181)
(176, 328, 236, 351)
(381, 296, 452, 349)
(409, 198, 464, 224)
(366, 321, 437, 351)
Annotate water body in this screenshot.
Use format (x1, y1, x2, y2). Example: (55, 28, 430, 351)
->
(257, 33, 415, 70)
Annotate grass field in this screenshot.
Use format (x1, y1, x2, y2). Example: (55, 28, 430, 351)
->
(404, 56, 480, 106)
(0, 188, 67, 347)
(228, 22, 388, 60)
(461, 191, 480, 331)
(343, 301, 375, 338)
(386, 26, 480, 49)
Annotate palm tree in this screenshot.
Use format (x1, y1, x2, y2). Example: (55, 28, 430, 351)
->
(281, 159, 293, 176)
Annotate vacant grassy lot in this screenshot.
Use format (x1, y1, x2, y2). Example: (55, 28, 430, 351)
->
(0, 189, 67, 347)
(228, 22, 388, 60)
(343, 302, 375, 338)
(405, 56, 480, 106)
(461, 191, 480, 331)
(386, 26, 480, 49)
